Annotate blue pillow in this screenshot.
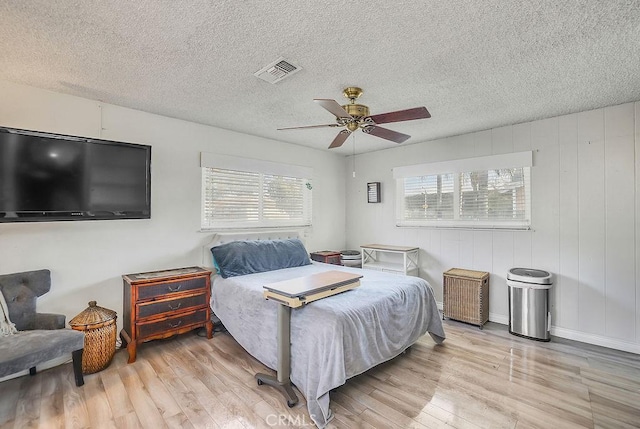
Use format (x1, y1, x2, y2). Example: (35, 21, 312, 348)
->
(211, 256, 221, 274)
(211, 238, 310, 278)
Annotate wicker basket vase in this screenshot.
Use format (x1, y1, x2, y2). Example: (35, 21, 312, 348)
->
(69, 301, 117, 374)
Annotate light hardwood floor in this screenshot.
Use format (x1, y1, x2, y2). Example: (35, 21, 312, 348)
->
(1, 320, 639, 428)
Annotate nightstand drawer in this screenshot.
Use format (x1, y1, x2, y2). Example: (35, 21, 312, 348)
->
(137, 309, 208, 339)
(137, 277, 207, 301)
(136, 292, 208, 319)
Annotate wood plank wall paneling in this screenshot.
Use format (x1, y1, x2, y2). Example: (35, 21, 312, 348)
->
(531, 118, 560, 326)
(577, 109, 607, 336)
(346, 101, 640, 353)
(635, 102, 640, 346)
(458, 230, 474, 268)
(558, 113, 580, 331)
(491, 125, 513, 155)
(491, 231, 514, 317)
(604, 104, 636, 341)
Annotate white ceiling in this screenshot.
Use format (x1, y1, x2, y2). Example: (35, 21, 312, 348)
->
(1, 1, 639, 155)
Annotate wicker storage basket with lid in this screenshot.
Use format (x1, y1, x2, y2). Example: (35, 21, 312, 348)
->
(69, 301, 117, 374)
(443, 268, 490, 328)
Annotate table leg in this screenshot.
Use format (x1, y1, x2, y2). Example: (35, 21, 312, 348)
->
(255, 304, 299, 407)
(119, 329, 137, 363)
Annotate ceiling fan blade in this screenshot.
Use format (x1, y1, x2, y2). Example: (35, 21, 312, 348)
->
(278, 124, 340, 130)
(314, 99, 352, 119)
(328, 130, 351, 149)
(368, 106, 431, 124)
(364, 125, 411, 144)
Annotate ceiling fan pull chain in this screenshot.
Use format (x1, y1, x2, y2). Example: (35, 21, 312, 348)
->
(352, 133, 356, 178)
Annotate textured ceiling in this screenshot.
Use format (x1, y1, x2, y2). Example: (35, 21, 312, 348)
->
(1, 1, 639, 155)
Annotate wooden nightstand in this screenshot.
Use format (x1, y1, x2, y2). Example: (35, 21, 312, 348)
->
(120, 266, 212, 363)
(310, 251, 342, 265)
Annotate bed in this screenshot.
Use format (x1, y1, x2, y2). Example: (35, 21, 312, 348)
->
(203, 231, 445, 428)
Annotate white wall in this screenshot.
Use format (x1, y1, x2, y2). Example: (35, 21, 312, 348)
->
(0, 80, 346, 335)
(346, 102, 640, 354)
(3, 79, 638, 356)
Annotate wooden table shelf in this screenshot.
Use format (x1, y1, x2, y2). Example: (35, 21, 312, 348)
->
(361, 244, 419, 276)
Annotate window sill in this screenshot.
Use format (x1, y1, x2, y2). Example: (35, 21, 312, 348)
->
(395, 224, 531, 231)
(200, 225, 311, 233)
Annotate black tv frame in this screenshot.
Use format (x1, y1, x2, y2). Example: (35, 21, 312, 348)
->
(0, 127, 151, 223)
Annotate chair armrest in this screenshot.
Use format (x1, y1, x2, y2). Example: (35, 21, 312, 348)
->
(33, 313, 66, 330)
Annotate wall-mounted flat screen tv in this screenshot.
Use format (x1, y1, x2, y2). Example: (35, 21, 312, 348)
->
(0, 127, 151, 222)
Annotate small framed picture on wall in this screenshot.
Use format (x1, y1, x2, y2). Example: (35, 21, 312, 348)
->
(367, 182, 381, 203)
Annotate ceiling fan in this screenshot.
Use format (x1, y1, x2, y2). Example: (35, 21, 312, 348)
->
(278, 87, 431, 149)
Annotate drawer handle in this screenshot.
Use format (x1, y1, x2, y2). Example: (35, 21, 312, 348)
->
(168, 302, 182, 311)
(168, 284, 182, 292)
(168, 320, 182, 329)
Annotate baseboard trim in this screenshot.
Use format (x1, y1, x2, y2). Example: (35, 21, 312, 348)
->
(550, 326, 640, 355)
(489, 313, 509, 325)
(436, 301, 639, 354)
(436, 302, 509, 325)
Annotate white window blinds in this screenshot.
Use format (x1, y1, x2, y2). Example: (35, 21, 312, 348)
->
(262, 174, 309, 222)
(201, 154, 312, 229)
(402, 173, 455, 221)
(459, 168, 528, 222)
(202, 168, 260, 225)
(394, 152, 532, 229)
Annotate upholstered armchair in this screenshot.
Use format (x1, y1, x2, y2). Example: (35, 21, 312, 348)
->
(0, 269, 84, 386)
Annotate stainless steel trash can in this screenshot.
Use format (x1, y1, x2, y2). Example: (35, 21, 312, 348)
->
(507, 268, 552, 341)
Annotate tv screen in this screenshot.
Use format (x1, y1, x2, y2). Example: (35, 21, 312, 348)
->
(0, 127, 151, 222)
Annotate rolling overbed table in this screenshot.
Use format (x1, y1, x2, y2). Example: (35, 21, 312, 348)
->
(256, 270, 363, 406)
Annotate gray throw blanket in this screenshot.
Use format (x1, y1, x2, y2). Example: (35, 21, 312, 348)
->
(211, 263, 445, 428)
(0, 289, 18, 336)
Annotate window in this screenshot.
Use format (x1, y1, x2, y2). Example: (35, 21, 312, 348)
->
(201, 153, 312, 229)
(394, 152, 532, 229)
(403, 174, 454, 221)
(459, 168, 528, 222)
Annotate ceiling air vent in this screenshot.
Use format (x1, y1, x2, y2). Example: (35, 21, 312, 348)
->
(254, 57, 301, 84)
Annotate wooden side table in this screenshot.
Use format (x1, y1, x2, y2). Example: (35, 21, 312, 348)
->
(361, 244, 419, 276)
(120, 266, 212, 363)
(310, 251, 342, 265)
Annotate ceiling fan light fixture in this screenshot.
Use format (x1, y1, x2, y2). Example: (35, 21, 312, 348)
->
(342, 87, 363, 100)
(277, 86, 431, 149)
(346, 121, 359, 132)
(341, 103, 369, 118)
